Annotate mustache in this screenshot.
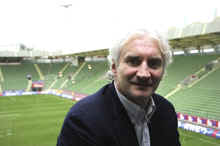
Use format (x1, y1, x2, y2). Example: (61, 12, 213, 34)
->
(130, 80, 153, 86)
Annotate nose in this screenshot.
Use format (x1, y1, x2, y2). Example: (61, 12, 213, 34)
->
(136, 62, 151, 79)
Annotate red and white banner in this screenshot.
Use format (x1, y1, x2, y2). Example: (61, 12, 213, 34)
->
(177, 113, 220, 129)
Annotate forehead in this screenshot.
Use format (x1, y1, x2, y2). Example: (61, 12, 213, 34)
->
(120, 35, 162, 59)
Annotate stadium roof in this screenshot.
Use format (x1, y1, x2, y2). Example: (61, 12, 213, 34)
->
(62, 32, 220, 58)
(63, 17, 220, 57)
(169, 31, 220, 49)
(61, 31, 220, 58)
(167, 17, 220, 49)
(65, 48, 109, 57)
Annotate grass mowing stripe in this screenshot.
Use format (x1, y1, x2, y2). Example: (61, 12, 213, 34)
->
(2, 105, 73, 114)
(0, 114, 20, 117)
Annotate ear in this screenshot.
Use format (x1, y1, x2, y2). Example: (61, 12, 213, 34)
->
(111, 60, 117, 75)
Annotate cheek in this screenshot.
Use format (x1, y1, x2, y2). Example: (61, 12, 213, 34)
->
(121, 68, 137, 80)
(118, 64, 136, 75)
(152, 69, 164, 79)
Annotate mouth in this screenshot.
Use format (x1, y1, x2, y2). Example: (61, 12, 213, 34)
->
(130, 81, 153, 87)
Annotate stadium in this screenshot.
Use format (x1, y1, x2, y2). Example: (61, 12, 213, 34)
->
(1, 7, 220, 146)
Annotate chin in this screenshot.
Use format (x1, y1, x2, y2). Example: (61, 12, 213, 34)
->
(127, 92, 152, 105)
(135, 86, 153, 95)
(132, 91, 153, 99)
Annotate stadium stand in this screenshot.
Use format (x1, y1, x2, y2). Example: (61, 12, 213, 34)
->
(168, 66, 220, 121)
(65, 60, 110, 94)
(59, 62, 85, 89)
(37, 63, 67, 89)
(34, 64, 44, 80)
(1, 63, 39, 91)
(48, 62, 80, 89)
(156, 54, 220, 96)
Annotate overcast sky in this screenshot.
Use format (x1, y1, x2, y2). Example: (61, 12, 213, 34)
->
(0, 0, 219, 54)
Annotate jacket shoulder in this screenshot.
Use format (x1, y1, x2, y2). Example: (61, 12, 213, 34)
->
(58, 84, 117, 146)
(152, 93, 175, 111)
(69, 83, 113, 116)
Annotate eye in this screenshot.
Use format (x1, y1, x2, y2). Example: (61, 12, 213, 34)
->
(125, 56, 141, 66)
(148, 58, 162, 69)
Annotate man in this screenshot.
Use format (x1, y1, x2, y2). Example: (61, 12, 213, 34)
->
(57, 29, 181, 146)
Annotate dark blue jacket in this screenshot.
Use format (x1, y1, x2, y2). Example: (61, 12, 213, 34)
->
(57, 83, 181, 146)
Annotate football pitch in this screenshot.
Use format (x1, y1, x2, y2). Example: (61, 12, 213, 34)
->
(0, 94, 219, 146)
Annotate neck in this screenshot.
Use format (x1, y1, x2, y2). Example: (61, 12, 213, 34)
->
(130, 96, 151, 108)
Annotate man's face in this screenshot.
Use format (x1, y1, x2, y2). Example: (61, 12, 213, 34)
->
(112, 36, 164, 105)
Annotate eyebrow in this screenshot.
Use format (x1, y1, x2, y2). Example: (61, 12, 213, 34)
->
(148, 56, 163, 60)
(125, 54, 162, 59)
(125, 55, 140, 59)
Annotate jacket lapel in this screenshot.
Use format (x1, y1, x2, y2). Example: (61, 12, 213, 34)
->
(113, 112, 139, 146)
(106, 83, 139, 146)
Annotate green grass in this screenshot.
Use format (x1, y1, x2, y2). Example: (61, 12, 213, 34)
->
(0, 95, 219, 146)
(0, 94, 75, 146)
(179, 129, 220, 146)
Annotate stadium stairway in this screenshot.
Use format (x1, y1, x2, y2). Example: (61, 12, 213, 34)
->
(165, 58, 220, 98)
(26, 80, 32, 91)
(60, 62, 86, 89)
(165, 67, 206, 98)
(60, 62, 71, 73)
(0, 67, 4, 83)
(48, 62, 72, 89)
(34, 64, 45, 80)
(165, 84, 182, 98)
(188, 62, 220, 88)
(48, 78, 57, 89)
(0, 67, 4, 92)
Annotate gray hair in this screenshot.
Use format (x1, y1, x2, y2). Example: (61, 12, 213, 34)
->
(107, 29, 172, 73)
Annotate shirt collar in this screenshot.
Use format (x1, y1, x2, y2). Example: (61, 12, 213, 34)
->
(114, 82, 156, 124)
